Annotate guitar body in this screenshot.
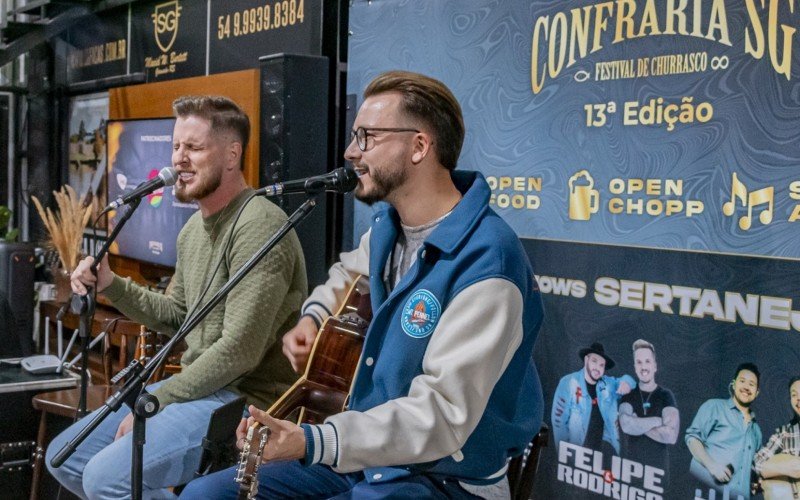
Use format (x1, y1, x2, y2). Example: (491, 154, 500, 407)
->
(268, 276, 371, 424)
(762, 478, 800, 500)
(234, 276, 372, 497)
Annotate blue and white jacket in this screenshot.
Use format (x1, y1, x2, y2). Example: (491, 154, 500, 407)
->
(551, 369, 636, 454)
(300, 171, 544, 484)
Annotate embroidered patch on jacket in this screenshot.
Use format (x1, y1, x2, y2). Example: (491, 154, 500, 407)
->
(401, 289, 441, 338)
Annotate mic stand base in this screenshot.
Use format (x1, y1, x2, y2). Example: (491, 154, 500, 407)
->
(70, 292, 95, 417)
(131, 391, 159, 500)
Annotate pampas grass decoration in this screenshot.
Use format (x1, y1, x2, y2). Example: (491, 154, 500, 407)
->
(31, 185, 94, 271)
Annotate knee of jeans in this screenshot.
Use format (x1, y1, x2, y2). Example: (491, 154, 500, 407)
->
(83, 454, 125, 498)
(177, 478, 203, 499)
(44, 434, 70, 478)
(178, 474, 231, 500)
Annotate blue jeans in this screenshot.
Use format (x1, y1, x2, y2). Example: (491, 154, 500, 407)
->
(179, 460, 481, 499)
(45, 381, 240, 499)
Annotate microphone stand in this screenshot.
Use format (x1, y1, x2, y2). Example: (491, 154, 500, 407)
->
(52, 193, 320, 500)
(69, 198, 142, 417)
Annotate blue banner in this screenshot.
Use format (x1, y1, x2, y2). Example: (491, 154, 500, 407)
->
(347, 0, 800, 498)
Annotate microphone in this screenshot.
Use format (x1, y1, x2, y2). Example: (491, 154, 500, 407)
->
(104, 167, 179, 212)
(255, 167, 359, 197)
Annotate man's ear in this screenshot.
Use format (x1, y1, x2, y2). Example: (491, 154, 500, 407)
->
(410, 132, 432, 165)
(229, 141, 243, 170)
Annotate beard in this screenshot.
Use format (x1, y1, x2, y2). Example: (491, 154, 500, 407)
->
(734, 391, 755, 407)
(355, 162, 407, 206)
(175, 167, 223, 203)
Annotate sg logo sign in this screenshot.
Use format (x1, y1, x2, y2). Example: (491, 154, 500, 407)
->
(152, 0, 182, 53)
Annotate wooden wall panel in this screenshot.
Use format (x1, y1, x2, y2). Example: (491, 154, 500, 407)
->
(108, 69, 261, 187)
(106, 69, 260, 285)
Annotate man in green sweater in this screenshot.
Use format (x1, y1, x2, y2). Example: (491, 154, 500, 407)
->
(46, 95, 306, 499)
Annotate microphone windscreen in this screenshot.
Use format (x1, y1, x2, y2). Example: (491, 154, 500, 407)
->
(338, 168, 359, 192)
(159, 167, 179, 186)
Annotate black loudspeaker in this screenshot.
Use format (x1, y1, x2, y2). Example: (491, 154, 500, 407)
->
(259, 53, 330, 290)
(0, 242, 34, 357)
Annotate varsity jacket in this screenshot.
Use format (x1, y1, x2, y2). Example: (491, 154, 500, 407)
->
(300, 170, 545, 484)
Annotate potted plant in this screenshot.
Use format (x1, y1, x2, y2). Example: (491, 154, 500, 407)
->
(31, 186, 95, 301)
(0, 205, 19, 242)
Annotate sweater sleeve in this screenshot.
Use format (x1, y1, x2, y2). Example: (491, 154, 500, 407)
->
(103, 252, 188, 335)
(301, 230, 371, 326)
(150, 213, 302, 407)
(308, 278, 525, 472)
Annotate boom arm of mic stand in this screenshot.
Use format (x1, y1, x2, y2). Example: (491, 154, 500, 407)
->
(51, 194, 319, 474)
(69, 197, 143, 418)
(92, 198, 142, 272)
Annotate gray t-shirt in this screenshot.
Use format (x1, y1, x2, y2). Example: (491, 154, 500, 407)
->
(383, 210, 451, 291)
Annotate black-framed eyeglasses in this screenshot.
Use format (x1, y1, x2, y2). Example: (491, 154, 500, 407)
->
(349, 127, 420, 152)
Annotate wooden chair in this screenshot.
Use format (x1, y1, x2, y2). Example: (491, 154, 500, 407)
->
(508, 424, 549, 500)
(29, 320, 163, 500)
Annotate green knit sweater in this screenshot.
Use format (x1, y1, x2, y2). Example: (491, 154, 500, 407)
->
(104, 188, 306, 409)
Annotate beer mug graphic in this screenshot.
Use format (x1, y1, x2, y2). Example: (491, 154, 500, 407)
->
(568, 170, 600, 221)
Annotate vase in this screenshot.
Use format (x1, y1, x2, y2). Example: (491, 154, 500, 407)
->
(53, 267, 73, 304)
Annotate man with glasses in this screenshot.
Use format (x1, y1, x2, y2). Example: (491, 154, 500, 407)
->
(180, 70, 544, 498)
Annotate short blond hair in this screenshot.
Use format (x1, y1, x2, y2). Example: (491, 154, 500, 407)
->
(172, 95, 250, 169)
(632, 339, 655, 357)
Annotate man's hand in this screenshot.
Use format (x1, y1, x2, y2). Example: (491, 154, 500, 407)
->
(617, 381, 632, 396)
(235, 417, 250, 449)
(71, 255, 114, 295)
(282, 316, 318, 373)
(706, 460, 733, 483)
(245, 406, 306, 462)
(114, 413, 134, 441)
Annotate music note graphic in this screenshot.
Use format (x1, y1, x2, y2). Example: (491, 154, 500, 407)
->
(722, 173, 747, 217)
(739, 187, 774, 230)
(722, 173, 775, 231)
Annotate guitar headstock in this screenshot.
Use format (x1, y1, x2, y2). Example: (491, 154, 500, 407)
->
(234, 422, 270, 500)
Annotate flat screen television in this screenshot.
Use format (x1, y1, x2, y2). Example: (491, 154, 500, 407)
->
(106, 118, 197, 267)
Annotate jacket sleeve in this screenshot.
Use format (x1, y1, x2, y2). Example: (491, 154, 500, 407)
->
(301, 230, 371, 327)
(551, 375, 573, 446)
(311, 277, 526, 472)
(612, 374, 637, 392)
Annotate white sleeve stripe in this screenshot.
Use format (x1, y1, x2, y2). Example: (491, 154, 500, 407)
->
(312, 425, 324, 464)
(318, 422, 339, 466)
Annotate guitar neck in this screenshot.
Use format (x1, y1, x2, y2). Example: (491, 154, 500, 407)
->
(235, 422, 269, 500)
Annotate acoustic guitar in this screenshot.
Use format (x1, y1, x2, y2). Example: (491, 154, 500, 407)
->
(234, 276, 371, 499)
